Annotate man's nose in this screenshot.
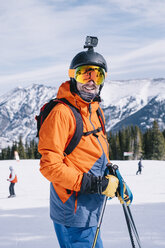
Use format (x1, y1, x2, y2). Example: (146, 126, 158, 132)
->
(87, 80, 95, 85)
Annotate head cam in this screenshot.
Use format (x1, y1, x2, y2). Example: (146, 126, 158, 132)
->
(84, 36, 98, 50)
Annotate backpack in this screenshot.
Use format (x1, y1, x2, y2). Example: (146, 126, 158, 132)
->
(35, 98, 106, 156)
(9, 173, 18, 183)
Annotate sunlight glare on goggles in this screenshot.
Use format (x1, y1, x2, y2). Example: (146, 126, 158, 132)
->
(75, 65, 105, 85)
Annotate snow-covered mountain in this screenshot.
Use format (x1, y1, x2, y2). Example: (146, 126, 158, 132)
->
(0, 84, 58, 148)
(0, 78, 165, 148)
(101, 78, 165, 132)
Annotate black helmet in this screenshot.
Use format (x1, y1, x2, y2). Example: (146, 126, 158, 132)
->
(69, 50, 108, 72)
(69, 36, 108, 78)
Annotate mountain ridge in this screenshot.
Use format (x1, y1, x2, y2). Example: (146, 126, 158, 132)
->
(0, 78, 165, 148)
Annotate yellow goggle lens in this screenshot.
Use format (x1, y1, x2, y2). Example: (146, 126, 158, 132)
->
(74, 65, 106, 85)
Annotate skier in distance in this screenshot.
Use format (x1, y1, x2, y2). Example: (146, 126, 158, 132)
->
(7, 166, 17, 198)
(136, 158, 144, 175)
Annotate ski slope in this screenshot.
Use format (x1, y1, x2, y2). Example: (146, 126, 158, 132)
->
(0, 159, 165, 248)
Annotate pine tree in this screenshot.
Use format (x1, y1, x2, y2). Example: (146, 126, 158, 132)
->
(162, 129, 165, 139)
(108, 132, 115, 160)
(118, 130, 126, 160)
(123, 126, 132, 160)
(29, 140, 35, 159)
(18, 136, 26, 159)
(132, 126, 143, 160)
(6, 146, 12, 159)
(143, 129, 151, 159)
(1, 148, 8, 160)
(150, 120, 165, 160)
(115, 133, 122, 159)
(34, 141, 41, 159)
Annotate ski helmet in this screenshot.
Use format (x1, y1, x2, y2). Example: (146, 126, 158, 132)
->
(69, 36, 108, 83)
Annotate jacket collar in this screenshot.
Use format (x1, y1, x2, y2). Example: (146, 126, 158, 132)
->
(57, 81, 101, 116)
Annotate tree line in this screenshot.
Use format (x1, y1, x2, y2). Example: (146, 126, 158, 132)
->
(0, 120, 165, 160)
(108, 120, 165, 160)
(0, 137, 40, 160)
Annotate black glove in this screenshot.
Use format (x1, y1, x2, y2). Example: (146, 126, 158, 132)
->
(80, 173, 116, 195)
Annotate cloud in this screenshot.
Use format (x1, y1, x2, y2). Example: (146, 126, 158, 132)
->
(0, 63, 69, 95)
(0, 0, 165, 95)
(106, 0, 165, 22)
(112, 39, 165, 63)
(0, 1, 106, 72)
(107, 39, 165, 78)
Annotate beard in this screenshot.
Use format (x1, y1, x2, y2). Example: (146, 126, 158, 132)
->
(78, 90, 97, 102)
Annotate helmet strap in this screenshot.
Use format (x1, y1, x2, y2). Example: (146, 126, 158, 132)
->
(99, 83, 104, 95)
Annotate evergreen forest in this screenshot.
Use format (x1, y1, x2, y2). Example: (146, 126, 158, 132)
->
(0, 120, 165, 160)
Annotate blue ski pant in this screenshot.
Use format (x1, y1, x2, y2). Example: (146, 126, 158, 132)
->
(9, 183, 15, 196)
(53, 222, 104, 248)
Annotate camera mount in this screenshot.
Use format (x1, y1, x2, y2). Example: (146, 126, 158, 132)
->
(84, 36, 98, 50)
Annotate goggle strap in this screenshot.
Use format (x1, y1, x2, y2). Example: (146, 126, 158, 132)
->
(68, 69, 75, 78)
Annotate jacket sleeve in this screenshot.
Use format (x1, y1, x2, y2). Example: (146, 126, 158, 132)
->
(38, 104, 83, 192)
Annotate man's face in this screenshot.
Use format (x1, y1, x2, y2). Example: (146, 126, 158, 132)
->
(76, 80, 100, 95)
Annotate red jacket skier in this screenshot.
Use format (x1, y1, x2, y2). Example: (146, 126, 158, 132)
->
(7, 166, 17, 198)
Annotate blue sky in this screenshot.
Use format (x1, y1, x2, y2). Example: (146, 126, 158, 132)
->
(0, 0, 165, 96)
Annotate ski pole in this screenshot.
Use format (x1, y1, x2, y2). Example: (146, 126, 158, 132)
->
(122, 203, 136, 248)
(92, 195, 108, 248)
(123, 203, 142, 248)
(114, 164, 142, 248)
(111, 165, 136, 247)
(92, 163, 114, 248)
(127, 205, 140, 241)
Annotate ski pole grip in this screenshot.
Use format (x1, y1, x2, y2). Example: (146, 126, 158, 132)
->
(106, 163, 118, 176)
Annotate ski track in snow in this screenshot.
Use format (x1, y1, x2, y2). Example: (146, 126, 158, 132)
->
(0, 159, 165, 248)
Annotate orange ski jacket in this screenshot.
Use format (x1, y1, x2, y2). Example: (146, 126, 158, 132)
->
(38, 81, 110, 227)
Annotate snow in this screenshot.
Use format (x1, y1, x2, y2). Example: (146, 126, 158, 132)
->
(0, 159, 165, 248)
(101, 79, 165, 107)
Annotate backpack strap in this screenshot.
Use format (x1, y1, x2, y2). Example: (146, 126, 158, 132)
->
(59, 98, 83, 156)
(83, 127, 102, 138)
(96, 107, 106, 134)
(82, 107, 106, 138)
(36, 99, 60, 137)
(36, 98, 83, 156)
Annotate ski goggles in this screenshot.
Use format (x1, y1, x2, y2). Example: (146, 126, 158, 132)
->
(69, 65, 107, 85)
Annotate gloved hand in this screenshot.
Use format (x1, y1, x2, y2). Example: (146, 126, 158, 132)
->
(117, 183, 133, 206)
(80, 173, 119, 198)
(80, 173, 118, 196)
(102, 175, 119, 198)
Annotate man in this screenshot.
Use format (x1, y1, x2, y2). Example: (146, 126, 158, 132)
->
(38, 37, 119, 248)
(136, 158, 143, 175)
(7, 166, 17, 198)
